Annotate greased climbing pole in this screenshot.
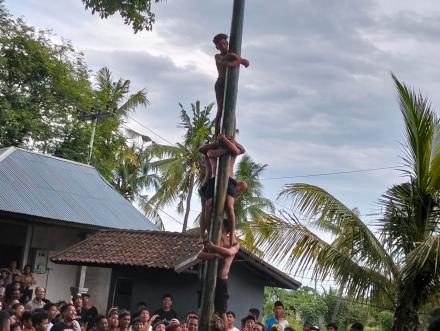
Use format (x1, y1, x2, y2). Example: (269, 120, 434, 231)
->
(198, 1, 246, 331)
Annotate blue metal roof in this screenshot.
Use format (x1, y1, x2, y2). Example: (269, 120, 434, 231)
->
(0, 147, 157, 230)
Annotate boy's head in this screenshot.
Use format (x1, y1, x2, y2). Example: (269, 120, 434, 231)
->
(21, 311, 33, 328)
(273, 301, 284, 318)
(32, 311, 49, 331)
(213, 33, 229, 53)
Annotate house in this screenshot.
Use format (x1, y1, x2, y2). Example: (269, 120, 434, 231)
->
(51, 230, 301, 320)
(0, 146, 300, 319)
(0, 147, 156, 312)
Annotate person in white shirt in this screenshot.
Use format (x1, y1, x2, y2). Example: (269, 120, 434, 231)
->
(225, 312, 239, 331)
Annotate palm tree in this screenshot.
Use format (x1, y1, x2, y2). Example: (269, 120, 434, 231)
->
(144, 101, 214, 232)
(253, 75, 440, 330)
(234, 155, 275, 250)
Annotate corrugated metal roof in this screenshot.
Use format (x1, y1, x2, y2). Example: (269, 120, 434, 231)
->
(0, 147, 157, 230)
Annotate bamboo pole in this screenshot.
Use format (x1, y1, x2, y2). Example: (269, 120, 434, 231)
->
(198, 1, 246, 330)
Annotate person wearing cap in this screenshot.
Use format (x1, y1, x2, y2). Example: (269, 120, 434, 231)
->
(107, 308, 118, 331)
(264, 301, 288, 331)
(152, 295, 178, 322)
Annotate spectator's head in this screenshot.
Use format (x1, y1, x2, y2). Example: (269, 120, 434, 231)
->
(210, 314, 225, 331)
(60, 304, 76, 323)
(187, 317, 197, 331)
(326, 323, 337, 331)
(32, 311, 48, 331)
(132, 318, 143, 331)
(273, 301, 284, 319)
(185, 312, 197, 322)
(253, 322, 264, 331)
(34, 287, 45, 301)
(0, 270, 7, 280)
(81, 293, 90, 307)
(7, 310, 16, 325)
(95, 315, 108, 331)
(429, 317, 440, 331)
(243, 315, 255, 331)
(248, 309, 260, 320)
(11, 275, 20, 283)
(225, 311, 235, 329)
(0, 310, 9, 331)
(107, 308, 119, 329)
(139, 308, 150, 323)
(349, 323, 363, 331)
(136, 302, 147, 313)
(166, 324, 181, 331)
(303, 322, 312, 331)
(43, 303, 58, 321)
(10, 323, 21, 331)
(271, 324, 283, 331)
(153, 321, 167, 331)
(11, 289, 21, 301)
(11, 304, 24, 319)
(22, 265, 31, 275)
(161, 294, 173, 310)
(285, 328, 296, 331)
(118, 310, 131, 329)
(20, 311, 33, 329)
(72, 294, 82, 309)
(10, 262, 17, 270)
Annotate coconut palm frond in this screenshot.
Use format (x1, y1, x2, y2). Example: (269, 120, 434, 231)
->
(279, 183, 396, 277)
(252, 213, 394, 305)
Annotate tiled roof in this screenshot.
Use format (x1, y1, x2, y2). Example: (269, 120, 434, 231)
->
(0, 147, 157, 231)
(52, 230, 200, 268)
(52, 230, 301, 289)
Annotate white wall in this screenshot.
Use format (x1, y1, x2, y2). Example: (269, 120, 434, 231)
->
(84, 266, 112, 314)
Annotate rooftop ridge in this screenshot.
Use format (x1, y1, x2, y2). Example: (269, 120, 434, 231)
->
(0, 146, 95, 169)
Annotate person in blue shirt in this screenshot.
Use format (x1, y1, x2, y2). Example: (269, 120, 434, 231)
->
(265, 301, 289, 331)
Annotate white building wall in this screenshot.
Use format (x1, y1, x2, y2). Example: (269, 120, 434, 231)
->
(84, 266, 112, 314)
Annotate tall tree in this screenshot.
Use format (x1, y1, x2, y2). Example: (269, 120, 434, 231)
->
(81, 0, 164, 33)
(0, 3, 92, 150)
(145, 101, 214, 232)
(253, 75, 440, 330)
(56, 66, 149, 181)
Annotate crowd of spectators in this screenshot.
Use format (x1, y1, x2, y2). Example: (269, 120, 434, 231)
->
(0, 260, 371, 331)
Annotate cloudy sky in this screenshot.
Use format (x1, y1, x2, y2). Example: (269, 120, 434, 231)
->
(5, 1, 440, 243)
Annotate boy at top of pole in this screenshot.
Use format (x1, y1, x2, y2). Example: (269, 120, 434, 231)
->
(213, 33, 249, 135)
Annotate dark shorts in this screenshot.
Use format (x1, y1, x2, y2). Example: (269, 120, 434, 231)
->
(215, 77, 225, 100)
(206, 177, 237, 199)
(199, 182, 208, 199)
(214, 278, 228, 314)
(206, 177, 216, 199)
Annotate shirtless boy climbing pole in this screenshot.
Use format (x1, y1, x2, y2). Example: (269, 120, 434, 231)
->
(213, 33, 249, 135)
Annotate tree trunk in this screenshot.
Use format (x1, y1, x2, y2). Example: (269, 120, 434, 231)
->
(392, 284, 421, 331)
(182, 173, 195, 232)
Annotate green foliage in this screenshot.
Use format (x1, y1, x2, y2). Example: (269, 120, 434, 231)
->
(144, 101, 214, 232)
(255, 75, 440, 330)
(0, 4, 92, 151)
(377, 311, 393, 331)
(81, 0, 163, 33)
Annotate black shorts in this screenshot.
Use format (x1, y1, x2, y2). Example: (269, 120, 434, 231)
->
(214, 278, 228, 314)
(206, 177, 237, 199)
(206, 177, 216, 199)
(199, 182, 208, 199)
(215, 77, 225, 100)
(227, 177, 237, 198)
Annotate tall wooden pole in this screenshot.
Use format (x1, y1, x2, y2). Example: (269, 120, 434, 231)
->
(198, 1, 245, 330)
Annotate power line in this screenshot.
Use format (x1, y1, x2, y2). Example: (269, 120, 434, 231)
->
(127, 115, 176, 146)
(260, 166, 399, 180)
